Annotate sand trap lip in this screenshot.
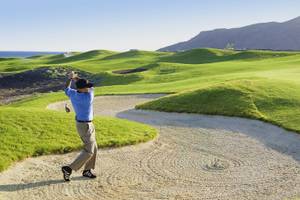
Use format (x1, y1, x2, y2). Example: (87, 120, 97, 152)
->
(1, 94, 299, 200)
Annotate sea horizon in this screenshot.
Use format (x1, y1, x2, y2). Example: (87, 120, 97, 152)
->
(0, 51, 65, 58)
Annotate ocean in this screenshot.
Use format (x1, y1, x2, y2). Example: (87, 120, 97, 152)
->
(0, 51, 65, 58)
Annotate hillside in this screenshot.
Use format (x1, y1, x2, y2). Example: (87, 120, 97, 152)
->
(159, 16, 300, 51)
(1, 48, 300, 131)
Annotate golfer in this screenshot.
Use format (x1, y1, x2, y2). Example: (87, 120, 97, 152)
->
(61, 71, 97, 181)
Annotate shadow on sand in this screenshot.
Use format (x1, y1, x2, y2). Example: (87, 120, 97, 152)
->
(0, 176, 89, 192)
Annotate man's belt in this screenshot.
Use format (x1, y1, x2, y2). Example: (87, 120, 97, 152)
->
(76, 120, 92, 123)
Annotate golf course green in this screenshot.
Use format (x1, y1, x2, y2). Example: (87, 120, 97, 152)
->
(1, 48, 300, 171)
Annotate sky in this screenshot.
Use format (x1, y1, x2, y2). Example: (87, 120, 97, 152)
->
(0, 0, 300, 52)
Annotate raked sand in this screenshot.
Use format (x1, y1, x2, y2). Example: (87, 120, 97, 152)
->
(0, 94, 299, 200)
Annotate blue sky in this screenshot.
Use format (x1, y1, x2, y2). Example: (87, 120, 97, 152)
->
(0, 0, 299, 51)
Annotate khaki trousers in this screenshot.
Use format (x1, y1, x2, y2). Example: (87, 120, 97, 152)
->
(69, 122, 97, 171)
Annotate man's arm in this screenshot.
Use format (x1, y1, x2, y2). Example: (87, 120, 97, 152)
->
(64, 72, 78, 113)
(65, 78, 72, 88)
(65, 72, 79, 98)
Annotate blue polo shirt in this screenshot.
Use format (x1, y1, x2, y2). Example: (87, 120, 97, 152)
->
(65, 87, 94, 121)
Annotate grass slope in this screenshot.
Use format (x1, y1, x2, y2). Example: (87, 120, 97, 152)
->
(0, 107, 156, 172)
(47, 50, 116, 64)
(0, 49, 172, 74)
(159, 48, 296, 64)
(137, 79, 300, 132)
(137, 80, 263, 118)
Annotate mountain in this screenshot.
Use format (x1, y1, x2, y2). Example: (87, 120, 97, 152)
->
(159, 16, 300, 52)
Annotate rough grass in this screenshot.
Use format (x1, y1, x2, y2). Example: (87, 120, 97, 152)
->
(137, 79, 300, 133)
(0, 107, 156, 172)
(137, 81, 264, 119)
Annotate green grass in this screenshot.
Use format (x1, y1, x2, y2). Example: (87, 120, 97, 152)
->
(0, 107, 156, 172)
(2, 48, 300, 171)
(137, 80, 264, 118)
(47, 50, 116, 64)
(0, 49, 172, 74)
(137, 79, 300, 132)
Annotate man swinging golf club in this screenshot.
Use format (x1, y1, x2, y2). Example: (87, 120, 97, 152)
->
(61, 71, 97, 181)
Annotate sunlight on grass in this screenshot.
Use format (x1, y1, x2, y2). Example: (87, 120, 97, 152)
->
(0, 107, 156, 171)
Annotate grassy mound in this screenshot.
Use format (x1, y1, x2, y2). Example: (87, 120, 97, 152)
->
(229, 50, 297, 60)
(137, 79, 300, 132)
(159, 48, 296, 64)
(136, 81, 263, 118)
(102, 50, 167, 60)
(160, 48, 235, 64)
(48, 50, 116, 64)
(0, 107, 156, 172)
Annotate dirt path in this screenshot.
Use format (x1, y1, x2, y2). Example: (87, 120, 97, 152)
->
(0, 94, 300, 200)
